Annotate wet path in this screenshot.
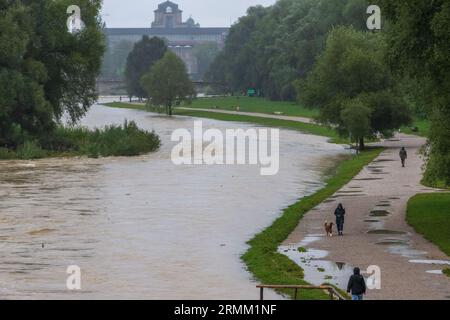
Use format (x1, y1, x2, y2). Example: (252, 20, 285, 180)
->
(283, 134, 450, 299)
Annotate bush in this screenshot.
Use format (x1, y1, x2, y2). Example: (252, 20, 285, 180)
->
(0, 120, 161, 160)
(16, 141, 48, 159)
(76, 120, 161, 157)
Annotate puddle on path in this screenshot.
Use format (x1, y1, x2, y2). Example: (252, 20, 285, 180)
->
(279, 242, 354, 290)
(426, 270, 443, 275)
(409, 260, 450, 266)
(370, 210, 391, 217)
(367, 229, 406, 235)
(387, 246, 427, 258)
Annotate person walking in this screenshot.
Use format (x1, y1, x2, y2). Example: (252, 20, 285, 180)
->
(347, 267, 366, 300)
(334, 203, 346, 236)
(399, 147, 407, 167)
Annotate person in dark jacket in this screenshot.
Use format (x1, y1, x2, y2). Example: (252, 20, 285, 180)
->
(399, 147, 407, 167)
(347, 267, 366, 300)
(334, 203, 346, 236)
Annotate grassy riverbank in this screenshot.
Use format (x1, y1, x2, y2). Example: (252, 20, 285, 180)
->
(104, 102, 347, 144)
(181, 96, 319, 118)
(242, 148, 383, 299)
(406, 193, 450, 257)
(0, 120, 160, 160)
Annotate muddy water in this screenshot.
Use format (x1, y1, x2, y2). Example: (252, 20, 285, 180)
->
(0, 101, 347, 299)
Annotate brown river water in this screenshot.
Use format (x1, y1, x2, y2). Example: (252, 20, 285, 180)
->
(0, 100, 347, 299)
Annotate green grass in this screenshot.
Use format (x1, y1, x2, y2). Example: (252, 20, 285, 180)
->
(182, 96, 319, 118)
(0, 120, 160, 160)
(241, 148, 383, 300)
(103, 101, 346, 144)
(175, 109, 347, 144)
(401, 118, 431, 137)
(406, 193, 450, 256)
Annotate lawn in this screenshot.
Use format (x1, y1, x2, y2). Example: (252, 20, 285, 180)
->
(242, 148, 383, 299)
(406, 193, 450, 256)
(174, 109, 347, 144)
(181, 96, 319, 118)
(103, 102, 348, 144)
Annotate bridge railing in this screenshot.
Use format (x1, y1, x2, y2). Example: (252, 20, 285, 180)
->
(257, 284, 347, 301)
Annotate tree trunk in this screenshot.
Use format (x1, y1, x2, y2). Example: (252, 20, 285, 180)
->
(168, 103, 173, 116)
(359, 137, 365, 151)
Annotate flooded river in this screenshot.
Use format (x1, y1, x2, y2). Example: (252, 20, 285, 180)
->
(0, 100, 347, 299)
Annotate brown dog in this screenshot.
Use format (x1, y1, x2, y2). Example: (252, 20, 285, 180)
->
(324, 221, 333, 237)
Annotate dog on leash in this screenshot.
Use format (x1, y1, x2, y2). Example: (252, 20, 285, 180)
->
(324, 221, 334, 237)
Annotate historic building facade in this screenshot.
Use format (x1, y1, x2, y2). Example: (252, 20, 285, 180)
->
(104, 1, 229, 78)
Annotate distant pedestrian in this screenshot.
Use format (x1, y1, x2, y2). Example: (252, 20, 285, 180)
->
(334, 203, 346, 236)
(399, 147, 407, 167)
(347, 267, 366, 300)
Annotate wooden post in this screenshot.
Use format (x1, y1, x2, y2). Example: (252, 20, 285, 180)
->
(294, 288, 298, 300)
(260, 287, 264, 301)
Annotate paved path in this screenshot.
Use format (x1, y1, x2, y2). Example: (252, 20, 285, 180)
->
(177, 107, 315, 124)
(283, 134, 450, 300)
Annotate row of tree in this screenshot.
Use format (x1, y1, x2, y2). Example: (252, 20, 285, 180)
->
(207, 0, 371, 101)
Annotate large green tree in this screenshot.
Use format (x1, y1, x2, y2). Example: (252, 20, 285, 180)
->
(0, 0, 104, 147)
(381, 0, 450, 186)
(298, 26, 411, 149)
(140, 52, 195, 116)
(125, 36, 167, 101)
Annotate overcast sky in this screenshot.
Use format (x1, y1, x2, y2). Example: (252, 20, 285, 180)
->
(101, 0, 277, 28)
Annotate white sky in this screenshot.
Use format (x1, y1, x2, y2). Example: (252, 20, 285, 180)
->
(101, 0, 277, 28)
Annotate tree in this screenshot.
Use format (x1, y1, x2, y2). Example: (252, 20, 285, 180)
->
(341, 100, 371, 150)
(192, 42, 219, 81)
(140, 52, 195, 116)
(380, 0, 450, 186)
(101, 39, 134, 80)
(125, 36, 167, 100)
(0, 0, 104, 146)
(298, 26, 411, 149)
